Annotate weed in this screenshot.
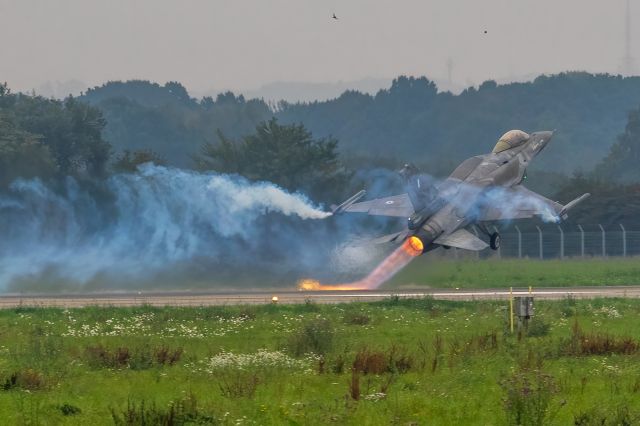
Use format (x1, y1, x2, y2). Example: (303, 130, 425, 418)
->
(349, 368, 360, 401)
(2, 369, 47, 391)
(111, 393, 216, 425)
(217, 371, 260, 398)
(501, 366, 558, 426)
(353, 348, 387, 375)
(573, 404, 640, 426)
(154, 346, 184, 366)
(563, 323, 640, 356)
(343, 311, 371, 326)
(286, 318, 334, 356)
(331, 354, 345, 374)
(431, 334, 444, 373)
(526, 318, 551, 337)
(84, 345, 183, 369)
(58, 403, 81, 416)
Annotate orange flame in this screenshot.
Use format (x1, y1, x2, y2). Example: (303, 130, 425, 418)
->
(297, 237, 423, 291)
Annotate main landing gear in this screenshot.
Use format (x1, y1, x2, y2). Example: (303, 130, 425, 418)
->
(489, 232, 501, 250)
(478, 223, 501, 251)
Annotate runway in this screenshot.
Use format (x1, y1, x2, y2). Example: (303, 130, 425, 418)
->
(1, 286, 640, 308)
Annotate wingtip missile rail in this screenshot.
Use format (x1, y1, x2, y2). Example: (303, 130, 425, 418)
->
(331, 190, 367, 214)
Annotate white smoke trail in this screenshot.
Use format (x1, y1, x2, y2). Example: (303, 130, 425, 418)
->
(0, 164, 333, 290)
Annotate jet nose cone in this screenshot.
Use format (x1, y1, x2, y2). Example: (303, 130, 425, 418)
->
(539, 130, 554, 140)
(530, 130, 554, 154)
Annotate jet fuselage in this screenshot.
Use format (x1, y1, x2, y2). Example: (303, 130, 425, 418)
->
(409, 131, 553, 252)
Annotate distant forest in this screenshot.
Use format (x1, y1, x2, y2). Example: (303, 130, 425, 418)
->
(79, 73, 640, 176)
(3, 72, 640, 223)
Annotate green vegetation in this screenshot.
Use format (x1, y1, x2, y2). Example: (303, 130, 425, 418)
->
(0, 83, 110, 185)
(389, 257, 640, 288)
(2, 300, 640, 424)
(195, 118, 350, 201)
(80, 74, 640, 181)
(83, 81, 271, 167)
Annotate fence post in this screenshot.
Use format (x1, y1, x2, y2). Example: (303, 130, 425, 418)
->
(598, 224, 606, 257)
(472, 227, 480, 260)
(557, 225, 564, 259)
(536, 225, 543, 260)
(514, 225, 522, 259)
(620, 223, 627, 257)
(493, 226, 501, 259)
(577, 224, 585, 258)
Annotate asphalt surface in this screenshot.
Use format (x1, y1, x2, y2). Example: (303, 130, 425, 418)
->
(1, 286, 640, 308)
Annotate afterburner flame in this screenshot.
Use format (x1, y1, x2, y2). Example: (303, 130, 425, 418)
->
(297, 238, 423, 291)
(297, 279, 369, 291)
(407, 236, 424, 253)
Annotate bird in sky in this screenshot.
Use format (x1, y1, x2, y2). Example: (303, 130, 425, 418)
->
(332, 13, 338, 20)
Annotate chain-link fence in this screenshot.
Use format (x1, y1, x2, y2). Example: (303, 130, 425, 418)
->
(449, 224, 640, 259)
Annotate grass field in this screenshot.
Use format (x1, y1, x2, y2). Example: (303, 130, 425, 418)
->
(388, 257, 640, 288)
(1, 298, 640, 424)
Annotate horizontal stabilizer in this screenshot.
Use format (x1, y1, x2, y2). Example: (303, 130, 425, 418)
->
(370, 230, 410, 245)
(332, 190, 367, 214)
(559, 193, 590, 219)
(434, 229, 488, 251)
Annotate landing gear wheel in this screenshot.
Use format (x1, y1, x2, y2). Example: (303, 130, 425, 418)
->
(490, 232, 501, 250)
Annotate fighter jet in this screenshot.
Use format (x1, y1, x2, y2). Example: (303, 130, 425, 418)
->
(333, 130, 590, 254)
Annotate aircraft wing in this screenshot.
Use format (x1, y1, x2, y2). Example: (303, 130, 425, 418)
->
(434, 229, 488, 251)
(477, 186, 589, 222)
(337, 193, 415, 217)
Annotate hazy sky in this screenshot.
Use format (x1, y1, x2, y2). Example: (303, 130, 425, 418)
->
(0, 0, 634, 95)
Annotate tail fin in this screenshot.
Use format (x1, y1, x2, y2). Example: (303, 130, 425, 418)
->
(398, 163, 437, 211)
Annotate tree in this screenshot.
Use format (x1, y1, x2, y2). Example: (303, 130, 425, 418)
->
(0, 114, 56, 186)
(196, 118, 350, 201)
(594, 106, 640, 183)
(112, 149, 166, 173)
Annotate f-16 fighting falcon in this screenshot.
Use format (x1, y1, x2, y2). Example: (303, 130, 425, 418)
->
(333, 130, 590, 254)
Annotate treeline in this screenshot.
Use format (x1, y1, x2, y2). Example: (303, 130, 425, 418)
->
(81, 74, 640, 179)
(82, 81, 272, 167)
(278, 73, 640, 176)
(0, 83, 349, 203)
(4, 74, 640, 207)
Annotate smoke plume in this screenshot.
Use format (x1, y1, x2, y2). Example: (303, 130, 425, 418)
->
(0, 164, 373, 292)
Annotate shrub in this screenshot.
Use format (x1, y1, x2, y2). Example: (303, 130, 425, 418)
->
(286, 318, 334, 356)
(154, 346, 184, 366)
(527, 319, 551, 337)
(353, 349, 387, 375)
(562, 323, 640, 356)
(352, 346, 413, 375)
(84, 345, 183, 369)
(2, 369, 47, 391)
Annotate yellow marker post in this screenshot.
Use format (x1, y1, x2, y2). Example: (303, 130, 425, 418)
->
(509, 287, 514, 333)
(529, 286, 532, 295)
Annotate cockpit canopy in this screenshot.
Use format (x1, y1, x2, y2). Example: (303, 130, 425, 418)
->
(492, 130, 530, 153)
